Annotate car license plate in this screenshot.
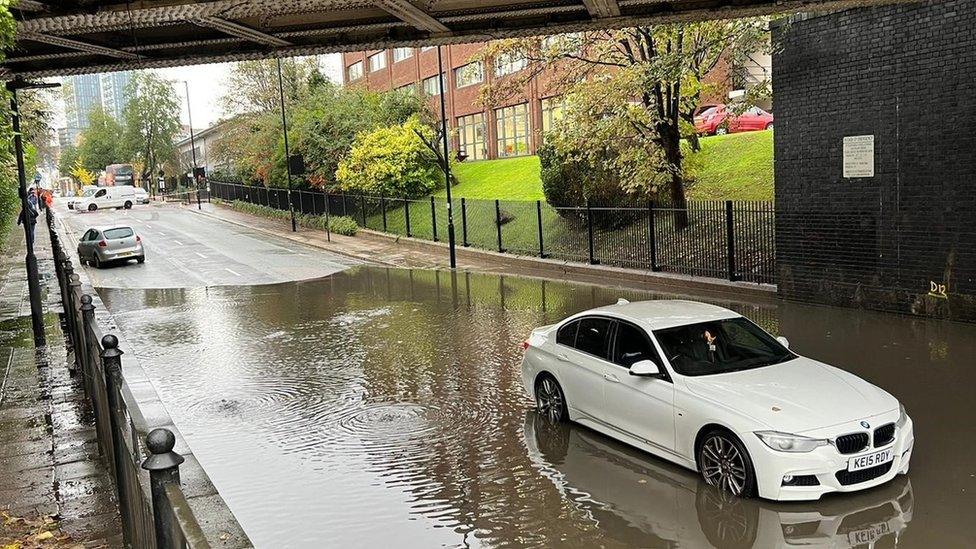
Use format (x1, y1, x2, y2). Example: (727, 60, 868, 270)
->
(847, 521, 890, 545)
(848, 447, 893, 472)
(118, 251, 133, 257)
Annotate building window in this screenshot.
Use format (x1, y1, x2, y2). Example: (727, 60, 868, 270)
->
(454, 62, 483, 88)
(495, 103, 530, 157)
(421, 46, 436, 52)
(392, 48, 414, 62)
(456, 113, 487, 160)
(495, 52, 527, 77)
(541, 96, 568, 133)
(541, 33, 584, 55)
(368, 52, 387, 72)
(346, 61, 364, 81)
(422, 74, 445, 96)
(395, 82, 417, 94)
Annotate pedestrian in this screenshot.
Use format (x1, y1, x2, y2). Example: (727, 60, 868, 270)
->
(18, 190, 39, 247)
(41, 189, 53, 209)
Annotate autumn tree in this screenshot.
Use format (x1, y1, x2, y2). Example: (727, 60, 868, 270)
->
(121, 72, 182, 184)
(219, 57, 322, 115)
(478, 21, 769, 221)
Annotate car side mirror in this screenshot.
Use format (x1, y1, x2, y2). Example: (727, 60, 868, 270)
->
(776, 336, 790, 349)
(629, 360, 661, 377)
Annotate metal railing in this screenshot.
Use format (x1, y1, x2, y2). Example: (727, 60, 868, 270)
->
(46, 209, 211, 549)
(210, 180, 777, 285)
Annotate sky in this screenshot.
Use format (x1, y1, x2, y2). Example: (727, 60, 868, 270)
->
(52, 53, 343, 131)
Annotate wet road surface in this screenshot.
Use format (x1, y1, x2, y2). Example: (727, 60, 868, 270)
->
(54, 200, 356, 288)
(96, 267, 975, 548)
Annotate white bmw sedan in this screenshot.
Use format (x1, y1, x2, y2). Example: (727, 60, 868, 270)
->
(520, 299, 914, 501)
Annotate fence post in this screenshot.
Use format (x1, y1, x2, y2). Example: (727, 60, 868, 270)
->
(726, 200, 737, 281)
(536, 200, 545, 258)
(495, 199, 504, 253)
(323, 193, 332, 241)
(142, 428, 185, 549)
(430, 196, 438, 242)
(586, 200, 596, 265)
(68, 274, 83, 373)
(648, 201, 659, 272)
(381, 197, 388, 232)
(80, 294, 96, 374)
(461, 198, 469, 247)
(100, 334, 134, 547)
(342, 195, 349, 217)
(404, 199, 412, 238)
(360, 194, 367, 227)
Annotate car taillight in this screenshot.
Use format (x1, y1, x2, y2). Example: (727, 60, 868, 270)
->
(520, 340, 530, 351)
(97, 240, 107, 247)
(136, 235, 141, 242)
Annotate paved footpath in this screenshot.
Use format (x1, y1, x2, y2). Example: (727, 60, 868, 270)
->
(0, 218, 122, 547)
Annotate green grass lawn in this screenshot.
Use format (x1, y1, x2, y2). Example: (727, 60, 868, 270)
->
(434, 131, 773, 202)
(437, 155, 543, 200)
(685, 131, 774, 201)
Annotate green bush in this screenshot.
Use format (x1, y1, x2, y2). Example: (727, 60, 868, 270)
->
(327, 216, 358, 236)
(538, 138, 634, 229)
(335, 116, 440, 198)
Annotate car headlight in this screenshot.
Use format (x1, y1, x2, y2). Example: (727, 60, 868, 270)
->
(896, 403, 908, 428)
(755, 431, 830, 453)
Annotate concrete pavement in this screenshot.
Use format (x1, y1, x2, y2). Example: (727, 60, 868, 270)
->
(54, 199, 357, 289)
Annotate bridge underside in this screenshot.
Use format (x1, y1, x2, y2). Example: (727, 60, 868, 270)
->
(4, 0, 916, 78)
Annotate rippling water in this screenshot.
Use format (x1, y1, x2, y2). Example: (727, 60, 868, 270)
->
(98, 266, 976, 548)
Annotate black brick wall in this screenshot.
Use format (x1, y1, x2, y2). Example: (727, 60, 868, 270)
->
(772, 0, 976, 322)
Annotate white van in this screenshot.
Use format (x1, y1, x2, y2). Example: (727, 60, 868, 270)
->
(74, 186, 137, 212)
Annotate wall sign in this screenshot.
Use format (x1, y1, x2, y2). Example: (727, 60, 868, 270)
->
(843, 135, 875, 178)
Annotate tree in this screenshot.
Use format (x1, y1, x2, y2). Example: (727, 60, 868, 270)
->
(219, 57, 322, 115)
(58, 144, 80, 179)
(78, 107, 124, 173)
(335, 116, 441, 198)
(478, 22, 769, 224)
(121, 72, 182, 184)
(70, 161, 96, 187)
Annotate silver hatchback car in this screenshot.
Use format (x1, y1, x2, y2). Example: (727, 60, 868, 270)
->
(77, 225, 145, 268)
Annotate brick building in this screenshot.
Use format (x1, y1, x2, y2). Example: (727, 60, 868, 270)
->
(342, 41, 769, 161)
(772, 0, 976, 322)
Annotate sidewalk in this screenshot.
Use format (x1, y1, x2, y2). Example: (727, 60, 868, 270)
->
(0, 221, 122, 546)
(191, 201, 777, 303)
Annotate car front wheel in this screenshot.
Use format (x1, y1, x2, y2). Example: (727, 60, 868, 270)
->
(87, 204, 97, 211)
(535, 375, 568, 423)
(123, 201, 132, 209)
(698, 430, 757, 498)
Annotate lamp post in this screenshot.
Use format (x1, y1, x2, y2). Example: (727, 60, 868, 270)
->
(436, 45, 457, 269)
(183, 81, 201, 210)
(7, 80, 59, 346)
(276, 57, 297, 232)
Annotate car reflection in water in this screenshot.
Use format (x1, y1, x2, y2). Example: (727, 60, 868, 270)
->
(523, 411, 914, 549)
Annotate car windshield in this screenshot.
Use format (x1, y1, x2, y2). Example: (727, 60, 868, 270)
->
(103, 227, 134, 239)
(697, 107, 717, 117)
(81, 189, 96, 196)
(653, 317, 794, 376)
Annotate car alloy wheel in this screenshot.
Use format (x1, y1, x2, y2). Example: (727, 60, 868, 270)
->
(715, 127, 728, 136)
(699, 433, 752, 497)
(92, 255, 102, 269)
(88, 203, 97, 211)
(124, 201, 132, 209)
(536, 376, 567, 423)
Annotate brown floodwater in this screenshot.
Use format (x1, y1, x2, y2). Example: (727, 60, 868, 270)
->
(98, 266, 976, 548)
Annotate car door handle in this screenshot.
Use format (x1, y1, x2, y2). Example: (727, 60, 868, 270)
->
(556, 353, 570, 362)
(604, 373, 620, 383)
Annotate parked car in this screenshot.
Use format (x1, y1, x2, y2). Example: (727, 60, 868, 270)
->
(134, 187, 150, 204)
(67, 187, 97, 210)
(76, 225, 145, 268)
(520, 299, 913, 501)
(73, 185, 137, 212)
(694, 104, 774, 135)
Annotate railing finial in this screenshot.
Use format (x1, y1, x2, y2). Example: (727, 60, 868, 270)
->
(143, 428, 185, 471)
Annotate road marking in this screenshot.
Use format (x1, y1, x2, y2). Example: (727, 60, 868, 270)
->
(173, 239, 182, 245)
(195, 252, 207, 259)
(225, 268, 242, 277)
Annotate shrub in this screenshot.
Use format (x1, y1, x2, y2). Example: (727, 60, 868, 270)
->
(538, 138, 635, 229)
(335, 116, 441, 198)
(327, 216, 359, 236)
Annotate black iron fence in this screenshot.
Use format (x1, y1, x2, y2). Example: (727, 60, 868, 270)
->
(210, 180, 776, 285)
(46, 210, 211, 549)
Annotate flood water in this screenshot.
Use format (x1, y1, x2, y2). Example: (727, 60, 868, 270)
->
(98, 267, 976, 548)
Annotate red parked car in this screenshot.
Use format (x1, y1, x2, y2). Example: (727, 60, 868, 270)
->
(694, 104, 774, 135)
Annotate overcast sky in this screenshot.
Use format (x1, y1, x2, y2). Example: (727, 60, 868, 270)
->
(52, 53, 343, 130)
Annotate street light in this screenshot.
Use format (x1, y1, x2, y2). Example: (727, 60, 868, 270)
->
(436, 45, 458, 269)
(182, 81, 201, 210)
(276, 57, 297, 233)
(6, 79, 60, 346)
